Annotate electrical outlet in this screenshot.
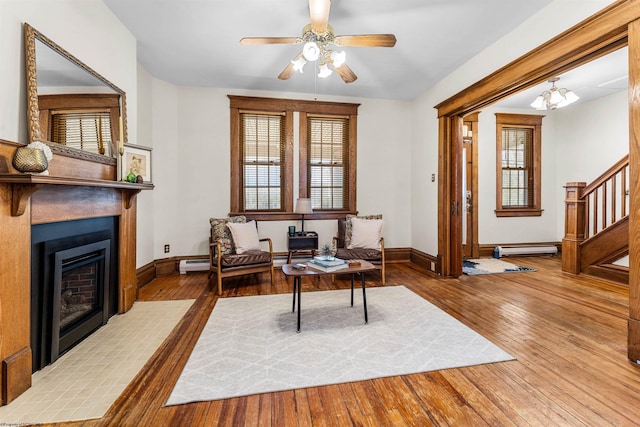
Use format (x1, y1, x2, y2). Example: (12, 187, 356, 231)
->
(164, 244, 170, 253)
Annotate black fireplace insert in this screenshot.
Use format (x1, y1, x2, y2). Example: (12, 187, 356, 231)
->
(31, 217, 119, 372)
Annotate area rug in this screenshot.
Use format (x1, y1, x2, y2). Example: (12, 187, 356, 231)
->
(463, 258, 536, 275)
(165, 286, 514, 405)
(0, 299, 194, 425)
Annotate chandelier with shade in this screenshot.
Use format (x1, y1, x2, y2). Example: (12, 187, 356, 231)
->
(530, 77, 579, 110)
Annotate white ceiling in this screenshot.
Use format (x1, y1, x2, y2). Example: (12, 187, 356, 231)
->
(102, 0, 627, 107)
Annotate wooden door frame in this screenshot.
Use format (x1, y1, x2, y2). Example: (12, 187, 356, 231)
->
(434, 0, 640, 361)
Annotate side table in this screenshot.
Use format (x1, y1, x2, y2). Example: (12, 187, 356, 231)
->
(287, 231, 318, 263)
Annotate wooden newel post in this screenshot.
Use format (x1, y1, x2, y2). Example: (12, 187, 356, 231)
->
(562, 182, 586, 274)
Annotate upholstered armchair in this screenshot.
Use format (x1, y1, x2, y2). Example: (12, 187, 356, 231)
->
(332, 214, 386, 285)
(208, 216, 274, 295)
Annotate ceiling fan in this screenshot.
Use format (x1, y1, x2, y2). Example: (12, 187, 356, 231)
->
(240, 0, 396, 83)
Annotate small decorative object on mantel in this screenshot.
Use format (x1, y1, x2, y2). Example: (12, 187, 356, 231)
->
(12, 141, 53, 174)
(126, 168, 137, 183)
(136, 175, 143, 184)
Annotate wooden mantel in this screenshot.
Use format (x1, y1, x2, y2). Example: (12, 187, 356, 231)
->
(0, 173, 151, 216)
(0, 139, 153, 405)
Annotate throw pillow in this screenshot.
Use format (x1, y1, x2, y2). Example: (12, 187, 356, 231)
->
(209, 216, 246, 255)
(344, 214, 383, 248)
(348, 217, 384, 250)
(226, 220, 262, 254)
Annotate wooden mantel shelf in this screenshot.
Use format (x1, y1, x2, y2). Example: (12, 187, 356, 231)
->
(0, 173, 154, 216)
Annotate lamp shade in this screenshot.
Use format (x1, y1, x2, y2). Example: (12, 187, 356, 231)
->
(295, 198, 313, 214)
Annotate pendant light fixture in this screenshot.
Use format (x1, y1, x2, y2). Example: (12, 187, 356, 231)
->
(530, 77, 579, 110)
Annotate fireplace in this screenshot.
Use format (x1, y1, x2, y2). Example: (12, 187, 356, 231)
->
(31, 217, 119, 372)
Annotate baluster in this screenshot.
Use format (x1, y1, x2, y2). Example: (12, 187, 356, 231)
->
(622, 167, 628, 217)
(593, 191, 599, 235)
(611, 174, 617, 224)
(602, 181, 608, 229)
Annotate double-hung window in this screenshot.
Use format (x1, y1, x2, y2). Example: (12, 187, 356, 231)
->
(306, 115, 349, 210)
(229, 95, 358, 220)
(495, 113, 543, 217)
(239, 112, 285, 211)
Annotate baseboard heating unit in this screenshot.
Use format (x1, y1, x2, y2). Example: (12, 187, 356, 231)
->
(179, 259, 209, 274)
(493, 245, 558, 258)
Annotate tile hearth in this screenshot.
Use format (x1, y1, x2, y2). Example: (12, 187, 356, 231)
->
(0, 299, 193, 424)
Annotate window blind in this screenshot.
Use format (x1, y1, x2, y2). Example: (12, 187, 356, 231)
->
(51, 111, 112, 156)
(501, 127, 533, 207)
(240, 113, 285, 211)
(307, 116, 349, 210)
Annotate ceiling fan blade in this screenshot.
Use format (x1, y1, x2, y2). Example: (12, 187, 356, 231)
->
(334, 34, 397, 47)
(240, 37, 299, 45)
(309, 0, 331, 33)
(278, 52, 303, 80)
(334, 63, 357, 83)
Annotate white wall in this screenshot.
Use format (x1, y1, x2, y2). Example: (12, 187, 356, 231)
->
(136, 81, 413, 262)
(553, 90, 629, 238)
(410, 0, 615, 255)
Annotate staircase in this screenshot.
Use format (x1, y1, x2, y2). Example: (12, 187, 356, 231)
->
(562, 155, 629, 284)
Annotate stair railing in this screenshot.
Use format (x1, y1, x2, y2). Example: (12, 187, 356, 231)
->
(562, 154, 629, 274)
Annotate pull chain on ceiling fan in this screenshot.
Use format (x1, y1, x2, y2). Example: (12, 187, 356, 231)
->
(240, 0, 396, 83)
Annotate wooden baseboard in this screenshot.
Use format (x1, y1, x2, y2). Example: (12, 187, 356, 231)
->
(136, 249, 415, 289)
(410, 249, 439, 275)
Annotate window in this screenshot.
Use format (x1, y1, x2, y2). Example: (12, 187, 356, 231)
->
(229, 96, 358, 220)
(306, 116, 349, 210)
(239, 113, 285, 211)
(495, 113, 543, 217)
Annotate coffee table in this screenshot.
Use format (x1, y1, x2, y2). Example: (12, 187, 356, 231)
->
(281, 260, 376, 332)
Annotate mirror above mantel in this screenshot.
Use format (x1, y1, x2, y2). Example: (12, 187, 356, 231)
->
(24, 23, 127, 166)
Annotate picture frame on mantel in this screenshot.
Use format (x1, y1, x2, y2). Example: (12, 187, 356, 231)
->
(121, 143, 152, 184)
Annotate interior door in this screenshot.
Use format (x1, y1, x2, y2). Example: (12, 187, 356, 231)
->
(462, 114, 479, 259)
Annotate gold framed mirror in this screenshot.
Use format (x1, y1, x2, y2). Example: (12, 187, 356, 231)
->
(24, 23, 126, 165)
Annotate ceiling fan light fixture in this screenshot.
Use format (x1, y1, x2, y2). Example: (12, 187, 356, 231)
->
(330, 50, 346, 68)
(292, 56, 307, 73)
(302, 41, 320, 61)
(318, 63, 332, 78)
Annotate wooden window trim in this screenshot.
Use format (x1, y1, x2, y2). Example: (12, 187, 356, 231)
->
(495, 113, 543, 217)
(229, 95, 359, 220)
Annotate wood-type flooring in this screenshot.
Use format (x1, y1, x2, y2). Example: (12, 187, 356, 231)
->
(29, 257, 640, 426)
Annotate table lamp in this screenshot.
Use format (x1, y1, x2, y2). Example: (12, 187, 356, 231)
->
(295, 198, 313, 233)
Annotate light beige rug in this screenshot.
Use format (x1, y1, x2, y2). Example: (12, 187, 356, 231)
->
(0, 299, 194, 425)
(166, 286, 514, 405)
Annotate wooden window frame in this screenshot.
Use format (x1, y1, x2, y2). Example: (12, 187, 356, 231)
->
(495, 113, 543, 217)
(229, 95, 359, 221)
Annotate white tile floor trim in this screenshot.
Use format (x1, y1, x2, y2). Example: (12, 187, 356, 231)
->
(0, 299, 194, 424)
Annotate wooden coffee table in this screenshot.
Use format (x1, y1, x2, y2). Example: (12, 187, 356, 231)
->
(281, 260, 376, 332)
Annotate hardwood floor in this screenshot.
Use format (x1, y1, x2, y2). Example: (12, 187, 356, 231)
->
(39, 257, 640, 426)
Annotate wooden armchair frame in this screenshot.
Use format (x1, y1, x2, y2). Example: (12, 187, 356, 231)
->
(208, 234, 274, 295)
(332, 219, 386, 285)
